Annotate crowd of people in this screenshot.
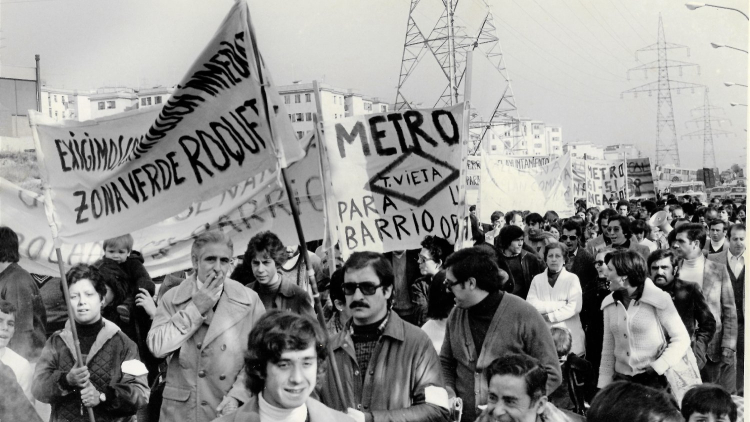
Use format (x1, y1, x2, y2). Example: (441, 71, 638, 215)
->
(0, 192, 745, 422)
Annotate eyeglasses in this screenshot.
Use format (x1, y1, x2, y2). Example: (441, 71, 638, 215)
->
(443, 278, 465, 290)
(606, 226, 622, 233)
(342, 282, 382, 296)
(560, 235, 577, 241)
(416, 255, 434, 264)
(594, 260, 605, 267)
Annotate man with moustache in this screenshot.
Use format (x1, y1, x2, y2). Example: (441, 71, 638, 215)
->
(647, 249, 716, 369)
(318, 251, 450, 422)
(703, 219, 728, 255)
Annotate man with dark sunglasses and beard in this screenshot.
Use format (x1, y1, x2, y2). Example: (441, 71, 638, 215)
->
(318, 252, 450, 422)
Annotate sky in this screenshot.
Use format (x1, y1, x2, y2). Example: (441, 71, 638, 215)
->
(1, 0, 747, 170)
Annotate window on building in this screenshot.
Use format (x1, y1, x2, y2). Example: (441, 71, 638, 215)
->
(155, 96, 162, 104)
(48, 95, 51, 106)
(289, 114, 294, 122)
(284, 95, 290, 104)
(333, 96, 337, 105)
(492, 145, 497, 151)
(305, 93, 311, 102)
(381, 105, 387, 112)
(297, 131, 304, 139)
(49, 110, 52, 117)
(552, 128, 559, 132)
(294, 94, 301, 103)
(296, 113, 303, 121)
(534, 135, 540, 139)
(107, 101, 116, 109)
(98, 102, 105, 110)
(54, 95, 57, 102)
(554, 146, 560, 151)
(61, 95, 66, 103)
(306, 112, 312, 121)
(534, 143, 543, 148)
(141, 97, 151, 106)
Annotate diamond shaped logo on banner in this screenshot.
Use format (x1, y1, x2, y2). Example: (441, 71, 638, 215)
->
(366, 149, 460, 207)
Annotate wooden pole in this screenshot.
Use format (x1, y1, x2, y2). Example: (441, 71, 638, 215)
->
(55, 248, 96, 422)
(245, 9, 349, 408)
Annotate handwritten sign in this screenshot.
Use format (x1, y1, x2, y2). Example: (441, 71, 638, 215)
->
(626, 157, 655, 200)
(30, 1, 303, 244)
(584, 159, 628, 207)
(322, 104, 465, 256)
(0, 135, 325, 277)
(480, 153, 575, 222)
(572, 158, 586, 202)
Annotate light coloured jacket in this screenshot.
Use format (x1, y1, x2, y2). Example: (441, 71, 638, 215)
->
(148, 275, 265, 422)
(211, 395, 354, 422)
(527, 268, 586, 355)
(598, 278, 691, 388)
(694, 256, 738, 361)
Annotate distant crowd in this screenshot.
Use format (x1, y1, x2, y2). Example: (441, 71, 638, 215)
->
(0, 191, 745, 422)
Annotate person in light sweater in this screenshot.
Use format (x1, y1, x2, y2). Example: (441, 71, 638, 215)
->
(598, 250, 690, 391)
(526, 243, 585, 356)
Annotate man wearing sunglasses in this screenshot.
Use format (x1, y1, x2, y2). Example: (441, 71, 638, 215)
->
(318, 251, 450, 422)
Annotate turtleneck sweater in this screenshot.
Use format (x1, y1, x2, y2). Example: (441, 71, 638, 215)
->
(680, 255, 705, 287)
(259, 391, 308, 422)
(257, 274, 282, 310)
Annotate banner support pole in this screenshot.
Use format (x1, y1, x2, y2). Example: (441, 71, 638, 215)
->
(245, 11, 348, 409)
(55, 248, 96, 422)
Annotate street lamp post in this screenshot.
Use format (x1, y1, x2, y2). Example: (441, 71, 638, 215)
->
(685, 2, 749, 20)
(725, 82, 749, 88)
(730, 102, 748, 107)
(710, 42, 749, 53)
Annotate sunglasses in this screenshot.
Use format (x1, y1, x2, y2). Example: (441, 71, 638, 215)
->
(342, 282, 382, 296)
(594, 260, 605, 267)
(443, 278, 465, 290)
(560, 235, 577, 241)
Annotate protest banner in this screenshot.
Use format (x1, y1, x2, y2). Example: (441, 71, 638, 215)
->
(627, 157, 656, 200)
(571, 158, 587, 202)
(488, 155, 552, 169)
(0, 134, 325, 277)
(321, 104, 465, 256)
(479, 153, 575, 222)
(30, 0, 304, 245)
(584, 158, 628, 208)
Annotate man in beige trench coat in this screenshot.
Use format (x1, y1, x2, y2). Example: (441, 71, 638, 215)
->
(148, 231, 266, 422)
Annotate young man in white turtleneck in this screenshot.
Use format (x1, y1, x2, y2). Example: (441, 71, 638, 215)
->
(704, 219, 728, 255)
(214, 310, 353, 422)
(671, 223, 739, 394)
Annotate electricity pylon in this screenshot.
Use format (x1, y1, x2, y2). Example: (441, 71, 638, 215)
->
(393, 0, 521, 153)
(682, 89, 732, 169)
(622, 14, 703, 167)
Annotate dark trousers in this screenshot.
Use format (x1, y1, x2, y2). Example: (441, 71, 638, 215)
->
(702, 358, 737, 395)
(613, 370, 669, 391)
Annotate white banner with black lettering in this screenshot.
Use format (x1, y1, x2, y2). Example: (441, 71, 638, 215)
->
(322, 104, 465, 256)
(0, 135, 324, 277)
(30, 0, 303, 245)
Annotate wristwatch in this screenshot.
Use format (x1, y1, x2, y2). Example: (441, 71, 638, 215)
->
(99, 392, 107, 403)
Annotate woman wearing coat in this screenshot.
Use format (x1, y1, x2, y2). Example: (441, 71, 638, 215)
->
(147, 231, 266, 422)
(597, 250, 690, 390)
(527, 243, 586, 356)
(32, 264, 149, 422)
